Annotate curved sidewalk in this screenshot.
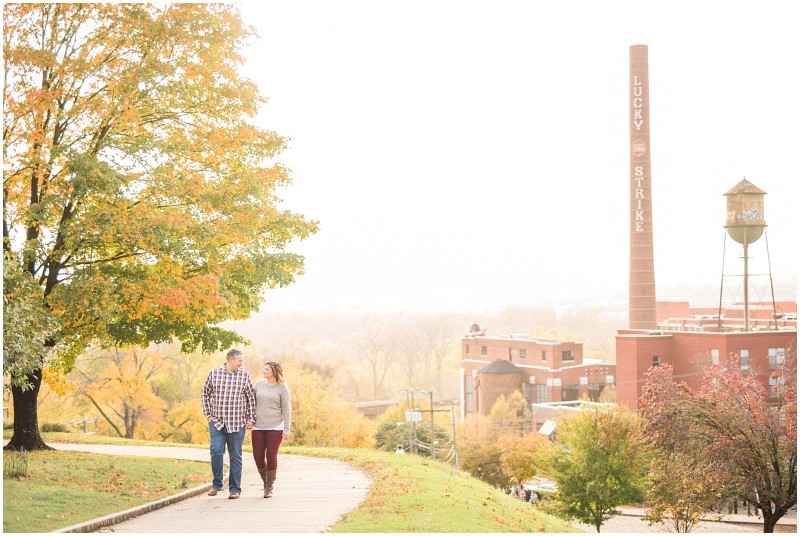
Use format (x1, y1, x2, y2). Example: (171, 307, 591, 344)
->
(51, 443, 371, 533)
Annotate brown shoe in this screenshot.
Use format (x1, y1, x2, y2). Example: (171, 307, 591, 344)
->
(228, 492, 240, 499)
(208, 489, 219, 496)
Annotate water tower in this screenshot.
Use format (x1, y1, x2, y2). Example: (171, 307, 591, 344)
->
(721, 178, 773, 331)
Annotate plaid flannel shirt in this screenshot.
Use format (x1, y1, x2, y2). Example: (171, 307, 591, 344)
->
(201, 364, 256, 433)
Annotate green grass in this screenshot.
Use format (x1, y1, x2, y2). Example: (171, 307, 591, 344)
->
(2, 450, 208, 533)
(285, 446, 579, 533)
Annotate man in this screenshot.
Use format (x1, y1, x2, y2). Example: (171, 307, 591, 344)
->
(201, 348, 256, 499)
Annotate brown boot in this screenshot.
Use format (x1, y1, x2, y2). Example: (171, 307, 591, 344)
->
(257, 466, 268, 491)
(264, 470, 277, 498)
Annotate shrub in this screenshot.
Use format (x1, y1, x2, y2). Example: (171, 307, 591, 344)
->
(40, 422, 71, 433)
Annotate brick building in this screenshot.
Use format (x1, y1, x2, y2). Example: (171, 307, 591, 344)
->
(460, 330, 615, 419)
(616, 301, 797, 410)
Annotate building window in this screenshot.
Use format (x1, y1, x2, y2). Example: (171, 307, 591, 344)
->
(740, 349, 750, 371)
(588, 384, 604, 402)
(652, 356, 661, 367)
(508, 348, 513, 361)
(541, 351, 547, 362)
(466, 344, 470, 355)
(561, 385, 579, 401)
(535, 384, 547, 403)
(519, 349, 527, 360)
(769, 347, 786, 370)
(769, 375, 785, 398)
(465, 376, 473, 414)
(710, 348, 719, 365)
(481, 346, 488, 357)
(562, 350, 574, 362)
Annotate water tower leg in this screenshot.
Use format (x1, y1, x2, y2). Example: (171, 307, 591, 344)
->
(765, 230, 778, 330)
(743, 228, 749, 332)
(718, 230, 727, 331)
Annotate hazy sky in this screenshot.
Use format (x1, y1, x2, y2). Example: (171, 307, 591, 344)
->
(236, 0, 797, 314)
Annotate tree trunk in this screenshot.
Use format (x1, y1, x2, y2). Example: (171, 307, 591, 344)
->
(4, 368, 52, 451)
(762, 511, 780, 533)
(760, 501, 787, 533)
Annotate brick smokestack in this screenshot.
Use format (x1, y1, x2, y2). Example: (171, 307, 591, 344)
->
(629, 45, 657, 329)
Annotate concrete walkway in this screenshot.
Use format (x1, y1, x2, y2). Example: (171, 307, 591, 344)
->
(50, 443, 371, 533)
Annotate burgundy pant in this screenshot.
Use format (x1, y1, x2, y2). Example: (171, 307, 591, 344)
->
(252, 430, 283, 470)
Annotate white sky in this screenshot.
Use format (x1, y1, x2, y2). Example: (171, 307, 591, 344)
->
(236, 0, 798, 314)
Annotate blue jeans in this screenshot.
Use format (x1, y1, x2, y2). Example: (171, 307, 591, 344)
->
(209, 423, 245, 494)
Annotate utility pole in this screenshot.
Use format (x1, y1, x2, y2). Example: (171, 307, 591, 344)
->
(450, 403, 459, 470)
(410, 389, 417, 454)
(429, 389, 435, 460)
(399, 387, 421, 455)
(404, 389, 412, 454)
(400, 387, 441, 458)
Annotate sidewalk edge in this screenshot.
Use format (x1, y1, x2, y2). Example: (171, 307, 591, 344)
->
(615, 509, 796, 527)
(51, 481, 221, 533)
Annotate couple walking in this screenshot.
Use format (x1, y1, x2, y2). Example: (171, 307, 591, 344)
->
(201, 349, 291, 499)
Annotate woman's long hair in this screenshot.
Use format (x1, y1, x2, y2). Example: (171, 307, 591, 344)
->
(265, 361, 284, 384)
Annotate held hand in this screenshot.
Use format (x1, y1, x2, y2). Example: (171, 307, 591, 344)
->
(245, 422, 254, 430)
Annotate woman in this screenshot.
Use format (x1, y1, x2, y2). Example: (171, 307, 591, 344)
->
(252, 361, 291, 498)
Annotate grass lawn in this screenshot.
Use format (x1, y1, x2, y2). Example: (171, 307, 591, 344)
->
(3, 449, 208, 533)
(285, 446, 579, 533)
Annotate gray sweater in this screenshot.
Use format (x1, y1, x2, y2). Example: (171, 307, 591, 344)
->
(253, 380, 291, 431)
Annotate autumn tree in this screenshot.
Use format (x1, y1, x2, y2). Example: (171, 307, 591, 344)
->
(3, 257, 60, 393)
(488, 391, 532, 436)
(642, 453, 729, 532)
(639, 364, 734, 532)
(156, 400, 207, 444)
(597, 384, 616, 404)
(459, 443, 507, 488)
(3, 4, 317, 450)
(456, 411, 495, 454)
(455, 394, 537, 489)
(640, 358, 797, 533)
(694, 356, 797, 533)
(73, 346, 166, 439)
(288, 365, 375, 448)
(498, 432, 554, 488)
(549, 404, 649, 532)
